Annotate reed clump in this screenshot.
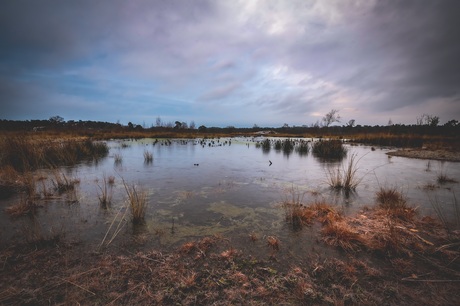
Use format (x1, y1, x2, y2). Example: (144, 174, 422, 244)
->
(261, 138, 271, 153)
(296, 141, 310, 155)
(326, 153, 361, 190)
(143, 150, 153, 163)
(51, 171, 79, 194)
(97, 176, 113, 208)
(376, 187, 407, 209)
(321, 221, 364, 252)
(282, 139, 295, 154)
(312, 140, 347, 159)
(281, 189, 341, 230)
(123, 181, 148, 224)
(114, 154, 123, 165)
(376, 187, 415, 221)
(437, 173, 458, 184)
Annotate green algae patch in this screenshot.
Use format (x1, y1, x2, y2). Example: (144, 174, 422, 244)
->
(207, 201, 254, 218)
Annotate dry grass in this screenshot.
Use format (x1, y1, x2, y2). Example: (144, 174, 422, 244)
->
(281, 194, 342, 230)
(1, 215, 459, 306)
(0, 136, 108, 172)
(321, 221, 364, 252)
(375, 187, 416, 221)
(376, 186, 407, 209)
(326, 153, 362, 190)
(97, 176, 113, 208)
(51, 171, 79, 194)
(122, 180, 148, 224)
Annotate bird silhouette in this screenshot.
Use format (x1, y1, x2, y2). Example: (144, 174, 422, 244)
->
(269, 160, 272, 166)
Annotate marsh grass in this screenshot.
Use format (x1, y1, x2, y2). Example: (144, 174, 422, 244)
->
(260, 138, 271, 153)
(312, 140, 347, 160)
(51, 171, 79, 193)
(376, 187, 407, 209)
(0, 137, 108, 172)
(376, 187, 415, 221)
(143, 150, 153, 163)
(296, 141, 310, 155)
(282, 139, 295, 154)
(274, 140, 282, 150)
(97, 175, 113, 208)
(114, 153, 123, 165)
(326, 153, 362, 191)
(281, 188, 307, 230)
(281, 187, 341, 230)
(122, 179, 148, 224)
(437, 173, 458, 184)
(321, 221, 364, 252)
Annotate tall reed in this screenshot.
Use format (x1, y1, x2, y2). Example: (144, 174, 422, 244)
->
(51, 171, 79, 193)
(0, 136, 109, 172)
(122, 179, 148, 224)
(326, 153, 361, 191)
(97, 175, 113, 208)
(143, 150, 153, 163)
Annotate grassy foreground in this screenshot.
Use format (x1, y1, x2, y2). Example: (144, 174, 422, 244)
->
(1, 203, 459, 305)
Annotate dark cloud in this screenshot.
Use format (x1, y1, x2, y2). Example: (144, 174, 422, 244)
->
(0, 0, 459, 125)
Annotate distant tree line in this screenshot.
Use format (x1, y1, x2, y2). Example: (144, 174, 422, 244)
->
(0, 113, 458, 137)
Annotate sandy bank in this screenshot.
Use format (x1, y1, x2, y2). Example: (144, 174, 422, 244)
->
(387, 148, 460, 162)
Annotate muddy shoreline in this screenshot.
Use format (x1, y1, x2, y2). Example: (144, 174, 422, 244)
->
(387, 149, 460, 162)
(1, 205, 459, 305)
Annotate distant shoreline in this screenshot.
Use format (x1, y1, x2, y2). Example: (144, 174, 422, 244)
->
(387, 148, 460, 162)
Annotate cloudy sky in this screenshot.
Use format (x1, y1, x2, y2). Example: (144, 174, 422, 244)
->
(1, 0, 459, 127)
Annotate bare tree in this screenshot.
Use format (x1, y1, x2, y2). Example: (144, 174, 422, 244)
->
(189, 120, 196, 130)
(417, 114, 440, 126)
(416, 114, 428, 125)
(427, 115, 439, 127)
(322, 109, 341, 127)
(155, 116, 162, 127)
(346, 119, 356, 128)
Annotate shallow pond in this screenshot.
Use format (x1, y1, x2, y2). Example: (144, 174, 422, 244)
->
(1, 137, 459, 257)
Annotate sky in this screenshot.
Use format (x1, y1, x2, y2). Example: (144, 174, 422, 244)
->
(1, 0, 459, 127)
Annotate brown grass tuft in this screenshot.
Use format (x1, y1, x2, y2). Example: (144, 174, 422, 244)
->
(321, 221, 364, 252)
